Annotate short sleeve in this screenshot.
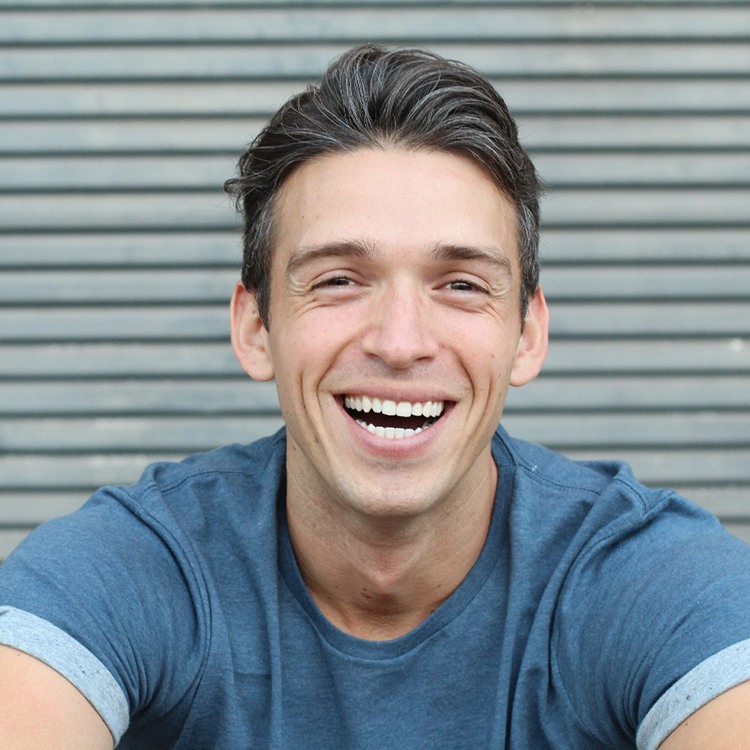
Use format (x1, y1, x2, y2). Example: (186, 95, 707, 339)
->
(0, 485, 207, 734)
(636, 636, 750, 750)
(553, 489, 750, 747)
(0, 605, 130, 742)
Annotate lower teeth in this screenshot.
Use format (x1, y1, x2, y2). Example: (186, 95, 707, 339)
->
(355, 420, 431, 440)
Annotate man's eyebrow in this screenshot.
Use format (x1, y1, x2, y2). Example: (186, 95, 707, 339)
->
(285, 240, 376, 279)
(431, 244, 514, 276)
(285, 241, 515, 279)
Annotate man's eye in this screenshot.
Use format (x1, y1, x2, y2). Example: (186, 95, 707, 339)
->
(316, 276, 354, 288)
(447, 279, 480, 292)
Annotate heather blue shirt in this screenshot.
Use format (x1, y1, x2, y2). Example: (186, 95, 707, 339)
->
(2, 427, 750, 748)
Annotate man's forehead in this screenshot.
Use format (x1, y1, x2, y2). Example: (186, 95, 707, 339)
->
(270, 147, 521, 268)
(274, 146, 508, 208)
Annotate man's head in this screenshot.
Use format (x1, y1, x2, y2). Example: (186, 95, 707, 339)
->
(225, 44, 542, 329)
(228, 49, 550, 521)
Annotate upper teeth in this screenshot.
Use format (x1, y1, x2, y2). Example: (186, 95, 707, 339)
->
(344, 396, 444, 419)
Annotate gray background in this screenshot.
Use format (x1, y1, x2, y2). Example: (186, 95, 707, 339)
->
(1, 0, 749, 556)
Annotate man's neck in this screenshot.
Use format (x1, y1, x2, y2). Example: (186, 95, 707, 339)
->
(285, 465, 497, 641)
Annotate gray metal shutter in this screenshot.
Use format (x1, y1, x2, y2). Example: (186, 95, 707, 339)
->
(1, 1, 749, 557)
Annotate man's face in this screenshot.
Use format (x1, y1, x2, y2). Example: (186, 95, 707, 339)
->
(232, 148, 548, 521)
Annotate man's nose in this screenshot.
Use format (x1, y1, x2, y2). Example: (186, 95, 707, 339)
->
(361, 283, 440, 369)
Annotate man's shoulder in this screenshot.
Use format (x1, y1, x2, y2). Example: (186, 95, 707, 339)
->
(75, 428, 288, 543)
(491, 425, 714, 533)
(125, 427, 287, 499)
(493, 425, 637, 497)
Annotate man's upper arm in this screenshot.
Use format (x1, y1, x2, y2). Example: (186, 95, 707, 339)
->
(658, 680, 750, 749)
(0, 645, 113, 750)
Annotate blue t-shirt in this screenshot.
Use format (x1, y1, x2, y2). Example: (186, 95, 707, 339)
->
(1, 427, 750, 749)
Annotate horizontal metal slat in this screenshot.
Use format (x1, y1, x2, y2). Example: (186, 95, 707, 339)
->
(0, 155, 236, 190)
(2, 7, 748, 44)
(672, 486, 750, 518)
(542, 338, 750, 374)
(564, 447, 750, 485)
(0, 492, 86, 526)
(544, 189, 750, 227)
(521, 115, 750, 150)
(542, 266, 750, 301)
(435, 42, 750, 78)
(548, 301, 750, 337)
(0, 192, 235, 231)
(0, 232, 241, 267)
(0, 415, 286, 452)
(0, 118, 264, 154)
(502, 412, 750, 449)
(0, 453, 182, 490)
(0, 269, 238, 304)
(3, 116, 749, 155)
(0, 343, 241, 377)
(3, 79, 750, 118)
(0, 379, 280, 415)
(0, 307, 231, 341)
(8, 0, 748, 8)
(0, 81, 301, 118)
(0, 415, 281, 452)
(507, 375, 750, 411)
(534, 153, 750, 188)
(502, 79, 750, 115)
(540, 228, 750, 263)
(2, 43, 749, 81)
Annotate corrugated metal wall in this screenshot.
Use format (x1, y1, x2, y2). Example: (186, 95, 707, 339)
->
(1, 1, 749, 557)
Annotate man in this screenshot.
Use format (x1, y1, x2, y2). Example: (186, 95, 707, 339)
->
(1, 44, 749, 749)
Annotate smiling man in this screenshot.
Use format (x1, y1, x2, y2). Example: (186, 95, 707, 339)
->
(1, 45, 750, 749)
(231, 146, 546, 642)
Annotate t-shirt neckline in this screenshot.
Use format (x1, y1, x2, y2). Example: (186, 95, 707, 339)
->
(277, 432, 515, 660)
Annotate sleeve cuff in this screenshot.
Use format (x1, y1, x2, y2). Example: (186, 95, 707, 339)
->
(0, 605, 130, 744)
(637, 637, 750, 750)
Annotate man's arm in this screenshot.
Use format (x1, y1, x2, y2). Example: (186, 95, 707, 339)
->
(659, 680, 750, 749)
(0, 645, 113, 750)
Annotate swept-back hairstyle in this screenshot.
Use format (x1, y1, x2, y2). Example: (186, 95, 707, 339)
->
(225, 44, 542, 328)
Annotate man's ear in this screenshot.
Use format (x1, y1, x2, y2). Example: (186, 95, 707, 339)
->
(230, 281, 275, 381)
(510, 287, 549, 387)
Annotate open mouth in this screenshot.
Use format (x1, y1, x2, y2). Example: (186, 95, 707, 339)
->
(343, 395, 445, 440)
